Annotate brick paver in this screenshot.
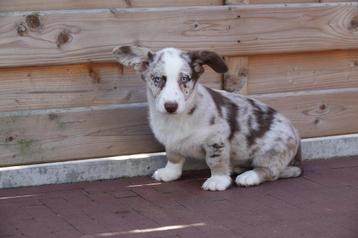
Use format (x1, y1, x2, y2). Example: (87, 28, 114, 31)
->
(1, 158, 357, 238)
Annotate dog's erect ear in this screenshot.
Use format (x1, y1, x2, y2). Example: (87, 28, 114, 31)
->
(112, 46, 154, 72)
(188, 51, 228, 74)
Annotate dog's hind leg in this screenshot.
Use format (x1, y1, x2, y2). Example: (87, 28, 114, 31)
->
(279, 166, 302, 178)
(233, 166, 250, 175)
(279, 142, 303, 178)
(235, 145, 297, 186)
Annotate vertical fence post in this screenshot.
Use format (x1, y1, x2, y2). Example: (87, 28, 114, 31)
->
(223, 0, 249, 94)
(223, 56, 249, 94)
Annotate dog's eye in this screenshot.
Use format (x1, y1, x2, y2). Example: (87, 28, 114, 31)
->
(152, 76, 160, 83)
(180, 75, 191, 83)
(151, 75, 167, 86)
(152, 76, 162, 83)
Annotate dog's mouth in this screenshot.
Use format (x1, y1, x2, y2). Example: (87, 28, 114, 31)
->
(163, 110, 178, 115)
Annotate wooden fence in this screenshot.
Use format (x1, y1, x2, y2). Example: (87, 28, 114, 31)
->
(0, 0, 357, 166)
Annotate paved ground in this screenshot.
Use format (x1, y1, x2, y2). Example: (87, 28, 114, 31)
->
(0, 158, 357, 238)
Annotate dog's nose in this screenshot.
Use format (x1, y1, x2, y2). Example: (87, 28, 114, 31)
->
(164, 102, 178, 113)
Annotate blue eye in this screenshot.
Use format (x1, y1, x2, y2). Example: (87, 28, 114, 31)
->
(180, 75, 191, 83)
(151, 75, 166, 85)
(153, 76, 161, 83)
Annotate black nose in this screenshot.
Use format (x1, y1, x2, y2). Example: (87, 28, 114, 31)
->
(164, 102, 178, 113)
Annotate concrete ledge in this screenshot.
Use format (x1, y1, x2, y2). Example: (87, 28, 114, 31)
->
(302, 134, 358, 160)
(1, 134, 358, 188)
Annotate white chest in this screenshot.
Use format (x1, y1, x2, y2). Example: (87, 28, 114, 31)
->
(149, 111, 207, 159)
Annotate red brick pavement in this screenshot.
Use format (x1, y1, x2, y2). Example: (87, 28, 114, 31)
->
(0, 158, 357, 238)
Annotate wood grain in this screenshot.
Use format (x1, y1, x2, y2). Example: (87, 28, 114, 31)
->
(225, 0, 351, 4)
(224, 56, 248, 94)
(248, 50, 358, 94)
(0, 63, 221, 112)
(2, 87, 357, 166)
(0, 0, 223, 11)
(0, 104, 163, 166)
(255, 88, 358, 138)
(1, 3, 358, 67)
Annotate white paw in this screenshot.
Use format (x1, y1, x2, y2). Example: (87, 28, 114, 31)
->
(235, 170, 261, 187)
(152, 167, 181, 182)
(202, 175, 232, 191)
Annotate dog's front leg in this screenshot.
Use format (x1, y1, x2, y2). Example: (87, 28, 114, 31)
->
(202, 137, 232, 191)
(152, 150, 185, 182)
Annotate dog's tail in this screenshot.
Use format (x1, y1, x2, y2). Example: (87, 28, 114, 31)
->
(279, 141, 303, 178)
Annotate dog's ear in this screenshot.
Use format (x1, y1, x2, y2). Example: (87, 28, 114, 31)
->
(188, 50, 228, 74)
(112, 46, 154, 72)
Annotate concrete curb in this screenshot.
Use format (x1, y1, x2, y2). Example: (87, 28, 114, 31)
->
(1, 134, 358, 188)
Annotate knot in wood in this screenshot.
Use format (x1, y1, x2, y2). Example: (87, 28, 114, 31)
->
(5, 136, 14, 143)
(48, 113, 59, 120)
(26, 14, 41, 29)
(316, 103, 329, 115)
(17, 23, 27, 36)
(88, 66, 101, 83)
(349, 16, 358, 30)
(124, 0, 132, 7)
(238, 68, 248, 78)
(57, 31, 71, 48)
(319, 104, 327, 111)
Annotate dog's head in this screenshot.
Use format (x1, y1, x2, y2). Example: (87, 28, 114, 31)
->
(113, 46, 227, 114)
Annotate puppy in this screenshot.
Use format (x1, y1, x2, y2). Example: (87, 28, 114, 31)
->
(113, 46, 302, 191)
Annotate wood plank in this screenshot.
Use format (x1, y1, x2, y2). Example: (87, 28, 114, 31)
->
(0, 0, 223, 11)
(0, 63, 221, 112)
(248, 50, 358, 94)
(254, 88, 358, 138)
(0, 104, 163, 166)
(2, 87, 357, 166)
(226, 0, 312, 4)
(225, 0, 350, 4)
(1, 3, 358, 67)
(224, 56, 248, 94)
